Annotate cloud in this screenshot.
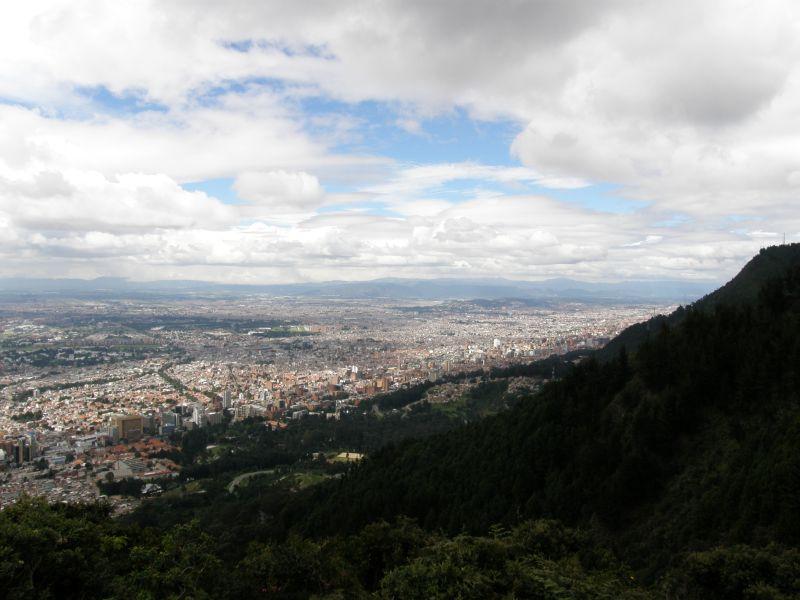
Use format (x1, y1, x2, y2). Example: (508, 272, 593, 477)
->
(0, 167, 237, 233)
(506, 0, 800, 219)
(368, 163, 587, 198)
(0, 1, 617, 110)
(0, 188, 785, 283)
(1, 0, 799, 283)
(234, 170, 324, 214)
(0, 97, 343, 183)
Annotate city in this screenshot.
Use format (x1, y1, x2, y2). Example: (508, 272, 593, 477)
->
(0, 293, 667, 510)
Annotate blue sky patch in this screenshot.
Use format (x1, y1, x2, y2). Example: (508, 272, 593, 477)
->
(184, 178, 241, 204)
(173, 82, 644, 217)
(74, 85, 168, 114)
(538, 183, 643, 215)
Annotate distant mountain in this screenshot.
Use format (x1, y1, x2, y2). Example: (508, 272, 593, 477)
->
(0, 275, 716, 303)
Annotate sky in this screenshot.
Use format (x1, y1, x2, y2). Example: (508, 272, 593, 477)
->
(0, 0, 798, 284)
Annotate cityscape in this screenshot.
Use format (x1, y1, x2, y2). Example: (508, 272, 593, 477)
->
(0, 293, 666, 510)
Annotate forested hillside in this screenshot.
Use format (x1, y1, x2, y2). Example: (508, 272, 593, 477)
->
(600, 242, 800, 358)
(290, 247, 800, 583)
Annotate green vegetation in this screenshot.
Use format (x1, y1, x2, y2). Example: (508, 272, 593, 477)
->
(0, 344, 174, 370)
(10, 409, 42, 422)
(429, 379, 513, 420)
(98, 477, 146, 498)
(0, 499, 659, 599)
(157, 365, 189, 394)
(118, 394, 516, 535)
(287, 470, 331, 489)
(7, 498, 792, 599)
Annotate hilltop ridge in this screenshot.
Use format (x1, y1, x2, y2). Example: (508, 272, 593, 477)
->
(601, 243, 800, 358)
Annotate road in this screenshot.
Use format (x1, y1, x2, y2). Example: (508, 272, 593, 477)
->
(226, 469, 274, 493)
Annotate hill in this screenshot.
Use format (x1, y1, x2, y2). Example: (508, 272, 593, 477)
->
(281, 246, 800, 590)
(697, 243, 800, 309)
(600, 243, 800, 358)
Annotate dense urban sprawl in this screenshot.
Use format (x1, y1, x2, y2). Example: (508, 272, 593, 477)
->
(0, 295, 668, 509)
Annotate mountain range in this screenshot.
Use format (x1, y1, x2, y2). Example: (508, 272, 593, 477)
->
(0, 275, 716, 303)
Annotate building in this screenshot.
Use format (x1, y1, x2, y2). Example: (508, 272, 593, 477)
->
(27, 432, 39, 460)
(109, 414, 144, 442)
(14, 438, 26, 464)
(159, 409, 181, 436)
(335, 451, 363, 462)
(222, 389, 232, 409)
(234, 404, 266, 420)
(192, 404, 207, 428)
(142, 413, 157, 435)
(114, 457, 147, 477)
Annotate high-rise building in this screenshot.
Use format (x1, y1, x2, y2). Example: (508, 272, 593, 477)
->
(109, 414, 144, 442)
(222, 389, 232, 409)
(159, 409, 181, 433)
(192, 404, 207, 427)
(14, 437, 27, 464)
(138, 413, 156, 434)
(27, 432, 39, 460)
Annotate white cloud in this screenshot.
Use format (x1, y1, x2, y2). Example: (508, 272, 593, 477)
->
(0, 167, 236, 232)
(1, 0, 799, 283)
(367, 163, 588, 202)
(0, 98, 342, 183)
(234, 170, 324, 214)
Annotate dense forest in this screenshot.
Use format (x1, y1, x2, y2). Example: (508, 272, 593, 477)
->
(2, 499, 668, 599)
(3, 245, 800, 598)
